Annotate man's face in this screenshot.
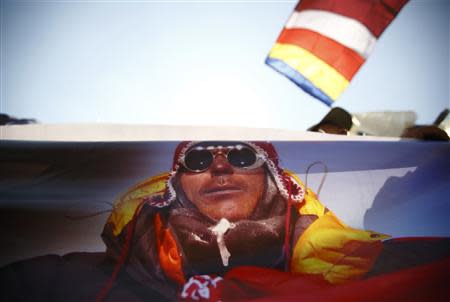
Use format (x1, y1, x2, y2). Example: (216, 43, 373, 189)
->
(179, 149, 265, 221)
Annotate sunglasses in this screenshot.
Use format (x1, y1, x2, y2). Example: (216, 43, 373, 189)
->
(180, 144, 265, 173)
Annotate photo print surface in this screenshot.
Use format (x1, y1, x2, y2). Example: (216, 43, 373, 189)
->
(1, 140, 449, 301)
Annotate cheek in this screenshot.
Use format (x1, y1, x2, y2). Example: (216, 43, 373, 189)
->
(179, 174, 204, 201)
(246, 175, 265, 200)
(234, 170, 265, 203)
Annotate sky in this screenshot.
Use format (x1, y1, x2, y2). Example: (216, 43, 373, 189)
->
(0, 0, 449, 130)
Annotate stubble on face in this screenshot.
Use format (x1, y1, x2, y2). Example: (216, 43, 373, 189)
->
(179, 167, 265, 221)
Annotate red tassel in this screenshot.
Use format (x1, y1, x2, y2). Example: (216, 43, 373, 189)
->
(95, 202, 144, 302)
(283, 176, 293, 271)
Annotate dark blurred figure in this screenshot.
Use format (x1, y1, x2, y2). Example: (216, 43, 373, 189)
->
(308, 107, 352, 135)
(401, 126, 449, 141)
(401, 109, 449, 141)
(0, 113, 37, 125)
(309, 107, 449, 141)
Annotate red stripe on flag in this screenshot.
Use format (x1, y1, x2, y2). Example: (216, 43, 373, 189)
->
(296, 0, 409, 37)
(277, 28, 364, 80)
(383, 0, 410, 12)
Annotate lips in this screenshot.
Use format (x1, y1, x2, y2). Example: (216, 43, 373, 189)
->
(202, 185, 244, 197)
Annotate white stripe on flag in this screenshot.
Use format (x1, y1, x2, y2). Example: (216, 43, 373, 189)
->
(285, 9, 377, 59)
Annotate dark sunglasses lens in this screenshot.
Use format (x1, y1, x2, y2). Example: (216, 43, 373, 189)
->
(228, 148, 257, 168)
(184, 150, 213, 171)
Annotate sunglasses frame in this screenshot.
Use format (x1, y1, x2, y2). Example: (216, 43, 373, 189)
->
(179, 144, 266, 173)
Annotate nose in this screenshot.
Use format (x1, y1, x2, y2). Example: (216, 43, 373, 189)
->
(209, 153, 233, 175)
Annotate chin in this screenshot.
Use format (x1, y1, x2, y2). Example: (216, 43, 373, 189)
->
(201, 197, 254, 221)
(212, 207, 250, 222)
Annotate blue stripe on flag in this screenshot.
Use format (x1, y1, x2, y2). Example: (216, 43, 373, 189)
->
(265, 57, 333, 106)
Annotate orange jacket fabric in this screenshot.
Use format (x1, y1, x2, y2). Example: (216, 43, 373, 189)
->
(103, 171, 387, 285)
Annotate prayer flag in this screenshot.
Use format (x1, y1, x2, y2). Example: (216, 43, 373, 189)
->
(266, 0, 409, 106)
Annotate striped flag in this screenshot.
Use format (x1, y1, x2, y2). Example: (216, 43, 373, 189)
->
(266, 0, 409, 106)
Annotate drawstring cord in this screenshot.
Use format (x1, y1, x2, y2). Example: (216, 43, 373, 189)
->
(65, 209, 112, 220)
(304, 161, 328, 198)
(64, 201, 114, 220)
(282, 162, 328, 271)
(95, 202, 144, 302)
(283, 177, 293, 271)
(96, 163, 327, 298)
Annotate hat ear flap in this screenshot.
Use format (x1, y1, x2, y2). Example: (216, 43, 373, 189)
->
(281, 170, 306, 202)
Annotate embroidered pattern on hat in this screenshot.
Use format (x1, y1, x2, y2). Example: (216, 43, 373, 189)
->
(143, 194, 170, 208)
(166, 141, 305, 206)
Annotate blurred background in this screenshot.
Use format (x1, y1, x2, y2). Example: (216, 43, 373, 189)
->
(0, 0, 449, 129)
